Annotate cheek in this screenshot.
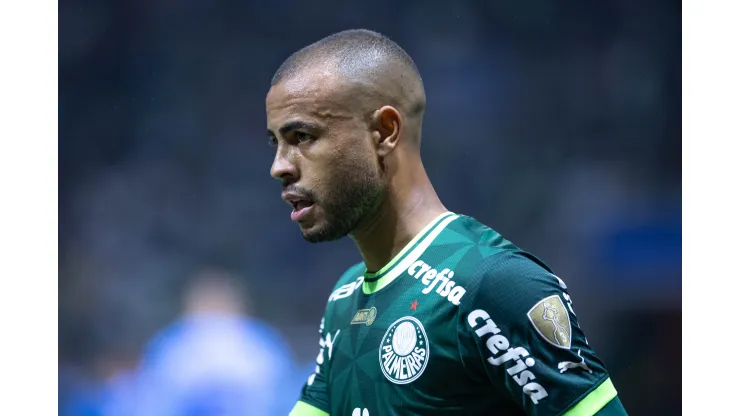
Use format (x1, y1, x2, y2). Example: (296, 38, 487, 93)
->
(334, 149, 378, 182)
(312, 155, 366, 198)
(313, 130, 378, 185)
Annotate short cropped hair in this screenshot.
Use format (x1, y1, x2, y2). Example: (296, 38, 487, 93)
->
(271, 29, 421, 88)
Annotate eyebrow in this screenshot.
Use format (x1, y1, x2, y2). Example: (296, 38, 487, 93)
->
(267, 120, 320, 137)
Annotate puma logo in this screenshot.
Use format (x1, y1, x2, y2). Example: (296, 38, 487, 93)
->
(558, 350, 592, 374)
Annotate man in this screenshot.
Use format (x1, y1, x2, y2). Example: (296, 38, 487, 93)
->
(267, 29, 627, 416)
(132, 269, 294, 416)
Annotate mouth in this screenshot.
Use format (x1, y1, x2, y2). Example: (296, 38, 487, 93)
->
(282, 192, 316, 221)
(289, 199, 314, 211)
(289, 200, 315, 222)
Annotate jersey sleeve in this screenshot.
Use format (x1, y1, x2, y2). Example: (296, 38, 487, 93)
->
(289, 316, 332, 416)
(457, 251, 625, 416)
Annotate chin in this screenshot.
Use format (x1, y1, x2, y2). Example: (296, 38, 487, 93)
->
(299, 221, 348, 243)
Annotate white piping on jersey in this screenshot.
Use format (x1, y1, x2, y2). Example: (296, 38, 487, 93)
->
(362, 213, 460, 295)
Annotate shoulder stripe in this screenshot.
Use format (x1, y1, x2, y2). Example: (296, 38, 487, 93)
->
(562, 378, 618, 416)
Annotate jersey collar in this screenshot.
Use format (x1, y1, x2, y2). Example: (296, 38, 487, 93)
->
(362, 211, 458, 295)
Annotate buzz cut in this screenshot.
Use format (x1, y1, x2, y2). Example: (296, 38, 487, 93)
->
(270, 29, 421, 88)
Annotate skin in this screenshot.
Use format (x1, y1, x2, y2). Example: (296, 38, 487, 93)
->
(267, 62, 447, 273)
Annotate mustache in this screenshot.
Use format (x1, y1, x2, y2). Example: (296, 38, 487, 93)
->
(283, 184, 317, 202)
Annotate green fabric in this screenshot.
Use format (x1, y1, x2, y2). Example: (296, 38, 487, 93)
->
(563, 378, 619, 416)
(593, 396, 628, 416)
(289, 401, 330, 416)
(297, 214, 618, 415)
(362, 211, 455, 294)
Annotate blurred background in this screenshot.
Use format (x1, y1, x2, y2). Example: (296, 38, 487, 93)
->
(59, 0, 681, 415)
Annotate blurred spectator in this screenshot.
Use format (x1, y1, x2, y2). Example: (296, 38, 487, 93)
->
(122, 268, 294, 416)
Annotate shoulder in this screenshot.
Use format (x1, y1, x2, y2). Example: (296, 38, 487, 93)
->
(443, 214, 519, 255)
(318, 262, 366, 331)
(335, 261, 366, 288)
(448, 220, 613, 414)
(405, 214, 555, 310)
(326, 261, 366, 302)
(464, 250, 560, 312)
(455, 247, 576, 350)
(439, 215, 560, 314)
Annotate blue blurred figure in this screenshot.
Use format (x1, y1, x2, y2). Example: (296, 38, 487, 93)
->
(127, 268, 294, 416)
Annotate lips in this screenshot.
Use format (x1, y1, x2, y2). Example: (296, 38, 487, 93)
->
(282, 192, 314, 209)
(292, 199, 313, 210)
(282, 191, 316, 221)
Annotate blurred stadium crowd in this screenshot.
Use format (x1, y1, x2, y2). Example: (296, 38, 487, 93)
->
(59, 0, 680, 415)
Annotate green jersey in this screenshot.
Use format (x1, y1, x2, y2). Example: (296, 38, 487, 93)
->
(290, 212, 625, 416)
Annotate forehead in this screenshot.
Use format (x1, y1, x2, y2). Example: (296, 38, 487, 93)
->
(266, 69, 357, 128)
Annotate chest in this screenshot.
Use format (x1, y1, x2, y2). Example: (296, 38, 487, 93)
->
(323, 286, 477, 413)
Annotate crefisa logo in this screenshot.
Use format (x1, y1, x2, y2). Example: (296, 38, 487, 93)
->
(379, 316, 429, 384)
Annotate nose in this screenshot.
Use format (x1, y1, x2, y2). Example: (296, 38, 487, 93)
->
(270, 146, 298, 183)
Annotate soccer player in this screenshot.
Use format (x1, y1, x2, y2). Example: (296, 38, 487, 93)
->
(266, 29, 628, 416)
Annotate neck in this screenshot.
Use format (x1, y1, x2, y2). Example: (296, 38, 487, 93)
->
(349, 170, 447, 273)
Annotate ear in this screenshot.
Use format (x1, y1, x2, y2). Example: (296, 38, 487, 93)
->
(370, 106, 402, 157)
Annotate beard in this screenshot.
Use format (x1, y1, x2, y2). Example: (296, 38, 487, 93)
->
(301, 162, 384, 243)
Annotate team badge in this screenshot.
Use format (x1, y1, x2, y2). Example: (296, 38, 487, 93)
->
(379, 316, 429, 384)
(527, 295, 572, 349)
(351, 307, 378, 326)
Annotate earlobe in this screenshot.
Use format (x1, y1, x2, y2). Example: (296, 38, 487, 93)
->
(373, 106, 402, 158)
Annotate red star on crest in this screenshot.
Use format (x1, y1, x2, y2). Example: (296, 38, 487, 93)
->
(410, 300, 419, 311)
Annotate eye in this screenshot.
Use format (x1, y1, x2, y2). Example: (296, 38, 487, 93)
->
(295, 132, 314, 143)
(268, 136, 278, 147)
